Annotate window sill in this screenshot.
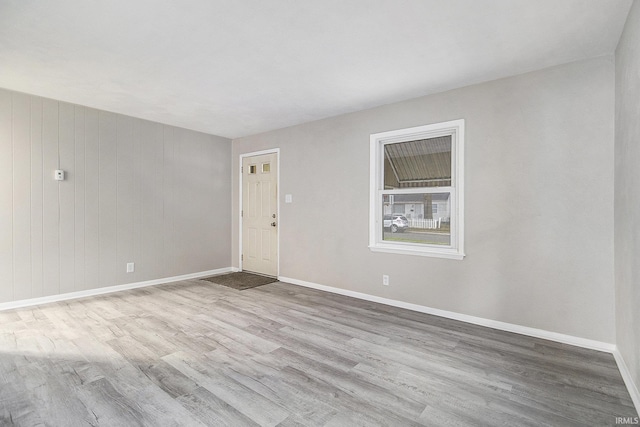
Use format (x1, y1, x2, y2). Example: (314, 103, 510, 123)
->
(369, 244, 465, 260)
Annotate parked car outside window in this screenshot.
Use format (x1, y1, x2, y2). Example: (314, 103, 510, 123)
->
(383, 214, 409, 233)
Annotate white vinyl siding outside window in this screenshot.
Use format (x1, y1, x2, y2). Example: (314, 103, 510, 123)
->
(369, 120, 465, 259)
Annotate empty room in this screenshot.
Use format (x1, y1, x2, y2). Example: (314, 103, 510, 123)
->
(1, 0, 639, 425)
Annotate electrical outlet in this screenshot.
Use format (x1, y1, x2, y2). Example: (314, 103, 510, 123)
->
(126, 262, 135, 273)
(382, 274, 389, 286)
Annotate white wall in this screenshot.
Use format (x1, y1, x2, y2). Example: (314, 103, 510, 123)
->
(0, 88, 231, 303)
(232, 56, 616, 343)
(615, 0, 640, 399)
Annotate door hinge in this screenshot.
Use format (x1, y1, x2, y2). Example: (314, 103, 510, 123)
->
(241, 210, 243, 217)
(241, 254, 243, 261)
(241, 166, 243, 173)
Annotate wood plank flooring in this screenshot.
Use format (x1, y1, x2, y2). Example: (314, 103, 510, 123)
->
(0, 279, 637, 426)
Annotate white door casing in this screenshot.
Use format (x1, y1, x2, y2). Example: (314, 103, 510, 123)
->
(241, 152, 278, 276)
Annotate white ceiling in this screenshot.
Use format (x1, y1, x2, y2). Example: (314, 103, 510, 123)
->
(0, 0, 632, 139)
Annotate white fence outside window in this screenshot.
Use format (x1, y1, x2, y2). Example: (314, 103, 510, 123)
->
(407, 218, 442, 229)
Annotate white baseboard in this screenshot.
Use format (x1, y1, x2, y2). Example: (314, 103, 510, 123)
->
(0, 267, 233, 312)
(278, 276, 616, 353)
(613, 348, 640, 413)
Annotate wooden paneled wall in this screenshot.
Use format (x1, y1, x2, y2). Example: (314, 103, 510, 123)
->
(0, 89, 231, 303)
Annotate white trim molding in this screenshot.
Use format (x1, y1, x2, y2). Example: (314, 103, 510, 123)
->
(369, 119, 465, 260)
(613, 348, 640, 413)
(278, 275, 615, 353)
(0, 267, 233, 312)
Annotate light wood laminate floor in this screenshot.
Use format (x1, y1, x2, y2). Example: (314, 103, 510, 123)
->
(0, 279, 637, 426)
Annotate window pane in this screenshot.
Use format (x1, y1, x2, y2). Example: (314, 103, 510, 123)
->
(384, 136, 451, 189)
(382, 192, 451, 246)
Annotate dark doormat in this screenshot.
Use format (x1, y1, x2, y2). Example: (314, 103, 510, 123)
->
(201, 272, 277, 290)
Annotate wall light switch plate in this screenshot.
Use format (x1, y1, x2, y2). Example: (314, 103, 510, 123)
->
(54, 170, 64, 181)
(285, 194, 292, 203)
(126, 263, 135, 273)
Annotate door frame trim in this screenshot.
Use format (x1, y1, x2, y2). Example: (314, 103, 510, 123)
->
(238, 148, 280, 276)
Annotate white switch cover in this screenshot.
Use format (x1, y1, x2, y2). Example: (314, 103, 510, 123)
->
(54, 170, 64, 181)
(285, 194, 293, 203)
(382, 275, 389, 286)
(126, 263, 135, 273)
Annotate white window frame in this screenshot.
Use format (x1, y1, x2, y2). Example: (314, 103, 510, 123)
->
(369, 119, 465, 260)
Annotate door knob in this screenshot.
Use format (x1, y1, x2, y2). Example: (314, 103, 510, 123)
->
(271, 222, 277, 227)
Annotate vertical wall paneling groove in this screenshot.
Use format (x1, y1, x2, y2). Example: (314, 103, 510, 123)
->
(116, 115, 134, 284)
(153, 122, 164, 278)
(12, 92, 31, 301)
(175, 127, 181, 274)
(204, 136, 217, 264)
(140, 121, 164, 279)
(195, 133, 205, 272)
(194, 133, 207, 272)
(138, 121, 147, 279)
(180, 129, 191, 273)
(163, 125, 173, 277)
(133, 120, 141, 281)
(162, 124, 168, 277)
(30, 97, 43, 297)
(0, 88, 231, 304)
(0, 90, 13, 302)
(59, 103, 75, 294)
(161, 125, 166, 277)
(131, 120, 137, 281)
(98, 112, 118, 288)
(42, 99, 59, 297)
(173, 128, 185, 274)
(192, 133, 202, 272)
(84, 108, 100, 290)
(74, 106, 85, 292)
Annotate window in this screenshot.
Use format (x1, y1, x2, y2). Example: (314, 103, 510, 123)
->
(369, 119, 464, 259)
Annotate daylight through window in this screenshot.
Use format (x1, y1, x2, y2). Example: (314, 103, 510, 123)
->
(369, 120, 464, 259)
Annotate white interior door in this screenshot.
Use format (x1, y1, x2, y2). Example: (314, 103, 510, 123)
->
(242, 153, 278, 276)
